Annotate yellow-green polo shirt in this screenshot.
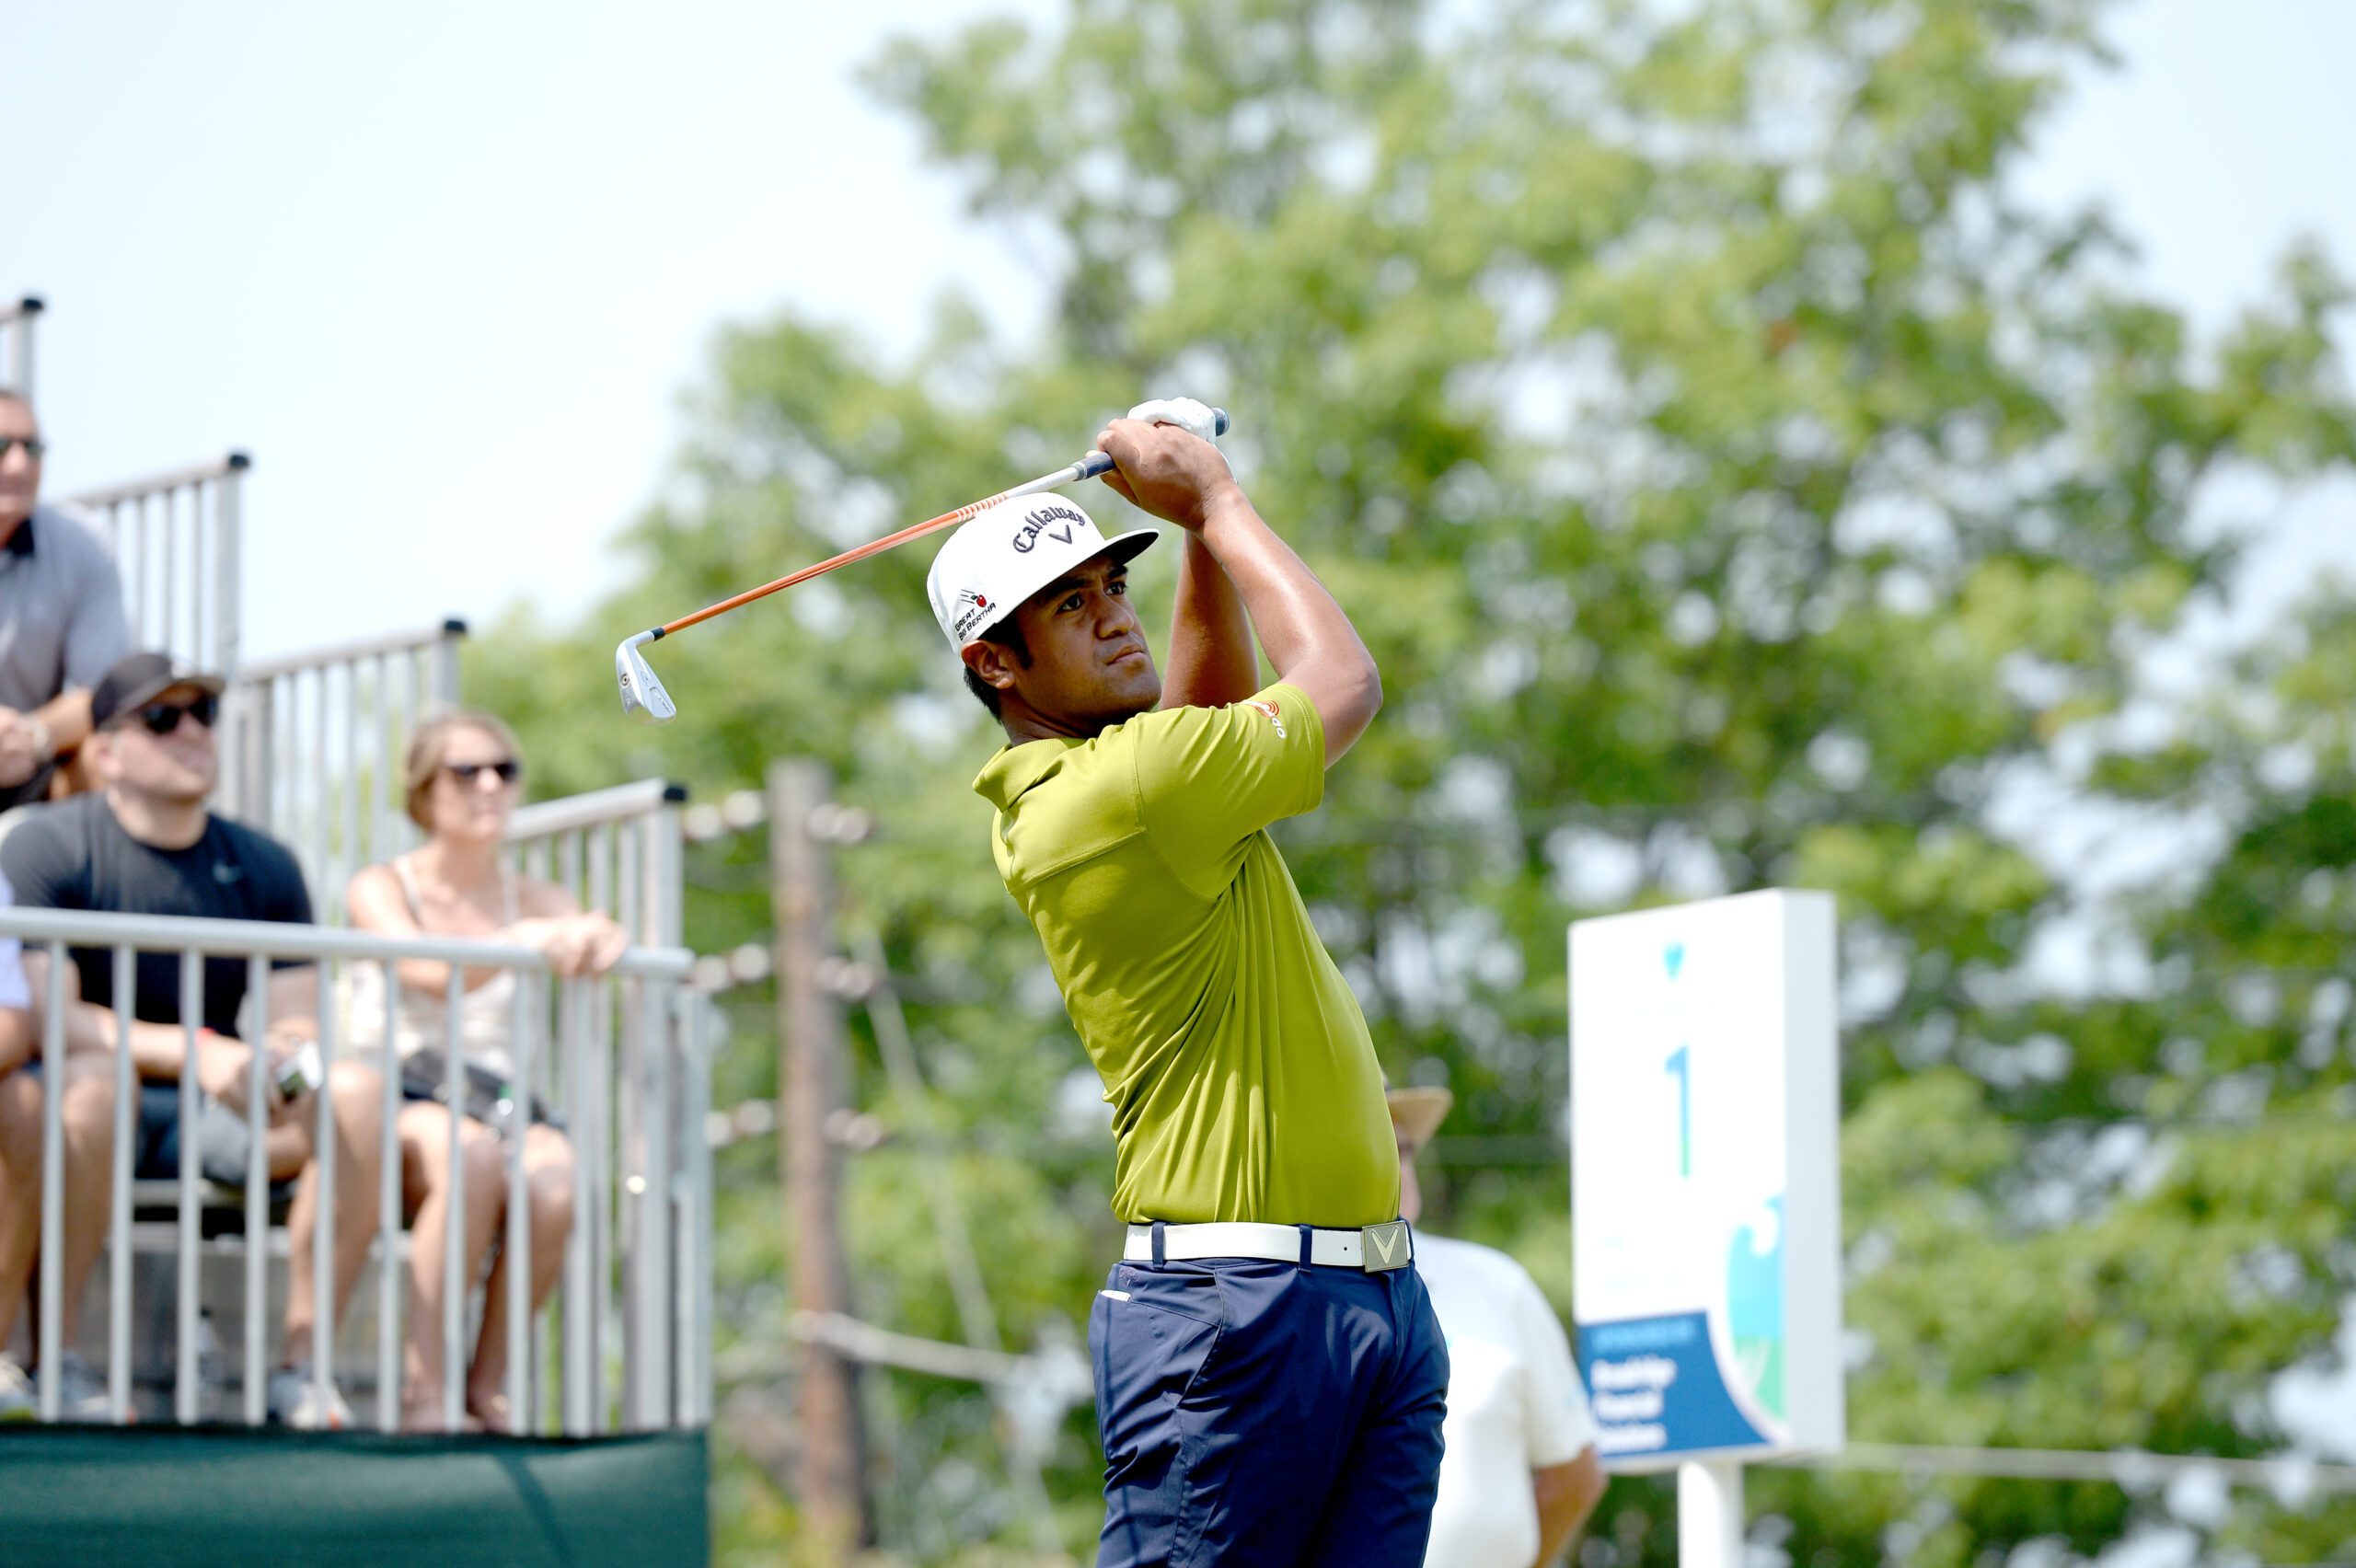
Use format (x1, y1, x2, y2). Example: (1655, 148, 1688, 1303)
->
(974, 681, 1398, 1228)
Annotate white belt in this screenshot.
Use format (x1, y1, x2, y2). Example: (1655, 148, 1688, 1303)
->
(1124, 1220, 1415, 1273)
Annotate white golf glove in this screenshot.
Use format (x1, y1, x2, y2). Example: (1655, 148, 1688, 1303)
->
(1127, 397, 1222, 446)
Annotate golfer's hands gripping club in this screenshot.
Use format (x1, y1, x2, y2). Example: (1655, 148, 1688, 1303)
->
(1094, 414, 1240, 532)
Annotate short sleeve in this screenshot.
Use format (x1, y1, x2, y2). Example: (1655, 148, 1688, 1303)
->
(0, 808, 81, 913)
(1134, 683, 1325, 889)
(58, 520, 131, 692)
(0, 871, 28, 1012)
(1513, 1266, 1600, 1467)
(244, 831, 316, 958)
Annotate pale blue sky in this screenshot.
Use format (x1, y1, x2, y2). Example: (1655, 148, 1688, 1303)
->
(12, 0, 2355, 663)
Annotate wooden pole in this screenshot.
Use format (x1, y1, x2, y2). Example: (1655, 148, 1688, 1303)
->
(770, 759, 867, 1557)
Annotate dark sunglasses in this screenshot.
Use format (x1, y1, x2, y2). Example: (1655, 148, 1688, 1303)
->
(0, 435, 48, 460)
(444, 759, 522, 785)
(134, 695, 218, 735)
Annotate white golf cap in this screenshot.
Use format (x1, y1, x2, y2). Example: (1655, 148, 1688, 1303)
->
(926, 494, 1159, 651)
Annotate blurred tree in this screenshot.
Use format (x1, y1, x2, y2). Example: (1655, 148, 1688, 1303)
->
(468, 0, 2356, 1561)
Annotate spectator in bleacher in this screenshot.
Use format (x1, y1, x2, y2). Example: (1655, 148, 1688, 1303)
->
(0, 869, 116, 1420)
(0, 388, 132, 809)
(344, 709, 627, 1433)
(0, 651, 386, 1428)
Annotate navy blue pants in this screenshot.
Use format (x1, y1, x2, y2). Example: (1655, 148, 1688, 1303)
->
(1088, 1248, 1449, 1567)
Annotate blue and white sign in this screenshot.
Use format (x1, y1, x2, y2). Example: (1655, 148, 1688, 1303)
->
(1569, 890, 1844, 1469)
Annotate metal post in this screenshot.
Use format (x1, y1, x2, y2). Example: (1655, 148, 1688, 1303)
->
(243, 955, 271, 1425)
(6, 295, 40, 398)
(214, 455, 248, 681)
(108, 947, 135, 1423)
(339, 663, 361, 925)
(176, 952, 204, 1425)
(35, 943, 66, 1422)
(561, 977, 592, 1436)
(622, 978, 673, 1430)
(161, 485, 179, 660)
(771, 758, 868, 1554)
(376, 963, 403, 1433)
(675, 991, 711, 1427)
(314, 961, 339, 1425)
(430, 618, 466, 706)
(504, 972, 534, 1430)
(443, 967, 466, 1434)
(1679, 1460, 1744, 1568)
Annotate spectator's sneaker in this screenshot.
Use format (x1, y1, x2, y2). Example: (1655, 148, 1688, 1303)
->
(267, 1365, 354, 1431)
(52, 1352, 111, 1422)
(0, 1358, 32, 1422)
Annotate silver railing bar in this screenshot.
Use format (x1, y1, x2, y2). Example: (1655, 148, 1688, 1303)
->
(589, 974, 612, 1432)
(376, 962, 401, 1434)
(503, 972, 533, 1430)
(310, 674, 329, 923)
(676, 992, 713, 1426)
(214, 459, 242, 683)
(108, 946, 135, 1423)
(232, 621, 468, 685)
(644, 979, 675, 1425)
(340, 665, 361, 924)
(2, 295, 40, 397)
(244, 954, 270, 1426)
(35, 942, 66, 1422)
(562, 978, 591, 1435)
(0, 908, 691, 978)
(504, 778, 685, 843)
(314, 959, 340, 1428)
(176, 951, 204, 1425)
(61, 454, 252, 511)
(443, 967, 465, 1434)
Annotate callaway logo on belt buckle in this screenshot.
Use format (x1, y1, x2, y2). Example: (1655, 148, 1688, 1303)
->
(1360, 1221, 1411, 1273)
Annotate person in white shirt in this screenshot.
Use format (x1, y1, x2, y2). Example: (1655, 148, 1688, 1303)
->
(1393, 1087, 1607, 1568)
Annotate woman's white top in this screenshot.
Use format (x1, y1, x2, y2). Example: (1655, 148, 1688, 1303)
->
(341, 856, 524, 1080)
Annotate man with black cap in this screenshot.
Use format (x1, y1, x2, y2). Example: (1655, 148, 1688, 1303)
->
(0, 651, 387, 1425)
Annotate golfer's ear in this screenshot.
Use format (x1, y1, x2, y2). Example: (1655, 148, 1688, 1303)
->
(963, 642, 1018, 693)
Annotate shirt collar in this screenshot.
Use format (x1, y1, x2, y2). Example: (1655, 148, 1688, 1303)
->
(2, 513, 32, 557)
(972, 738, 1082, 812)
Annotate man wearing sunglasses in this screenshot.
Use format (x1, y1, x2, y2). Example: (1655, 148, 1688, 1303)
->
(0, 651, 387, 1424)
(0, 389, 132, 809)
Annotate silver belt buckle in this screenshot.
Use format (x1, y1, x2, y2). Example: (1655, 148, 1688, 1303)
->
(1359, 1221, 1410, 1273)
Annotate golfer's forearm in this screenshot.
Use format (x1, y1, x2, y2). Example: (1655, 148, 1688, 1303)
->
(1195, 490, 1380, 759)
(1160, 534, 1260, 709)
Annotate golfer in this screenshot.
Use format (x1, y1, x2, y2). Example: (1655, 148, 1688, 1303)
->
(928, 400, 1446, 1565)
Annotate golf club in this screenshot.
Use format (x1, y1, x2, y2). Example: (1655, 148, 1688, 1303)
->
(615, 409, 1229, 721)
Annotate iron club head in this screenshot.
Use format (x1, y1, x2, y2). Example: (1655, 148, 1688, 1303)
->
(616, 631, 677, 723)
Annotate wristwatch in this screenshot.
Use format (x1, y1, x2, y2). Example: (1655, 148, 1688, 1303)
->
(25, 718, 52, 764)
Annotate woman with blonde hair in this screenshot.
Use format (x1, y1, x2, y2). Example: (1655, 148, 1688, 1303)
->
(345, 709, 627, 1431)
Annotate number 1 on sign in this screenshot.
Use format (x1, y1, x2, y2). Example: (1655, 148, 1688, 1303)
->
(1666, 1045, 1692, 1176)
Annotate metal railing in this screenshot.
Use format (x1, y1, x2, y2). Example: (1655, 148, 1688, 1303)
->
(1, 295, 40, 398)
(59, 453, 250, 679)
(220, 622, 468, 918)
(507, 778, 689, 951)
(215, 629, 689, 943)
(10, 905, 710, 1435)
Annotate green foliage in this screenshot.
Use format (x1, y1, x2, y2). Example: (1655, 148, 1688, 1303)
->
(469, 0, 2356, 1561)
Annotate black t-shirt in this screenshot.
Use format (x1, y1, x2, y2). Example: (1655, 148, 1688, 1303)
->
(0, 793, 315, 1038)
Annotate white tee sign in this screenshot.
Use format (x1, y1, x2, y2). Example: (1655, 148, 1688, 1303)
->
(1569, 890, 1844, 1468)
